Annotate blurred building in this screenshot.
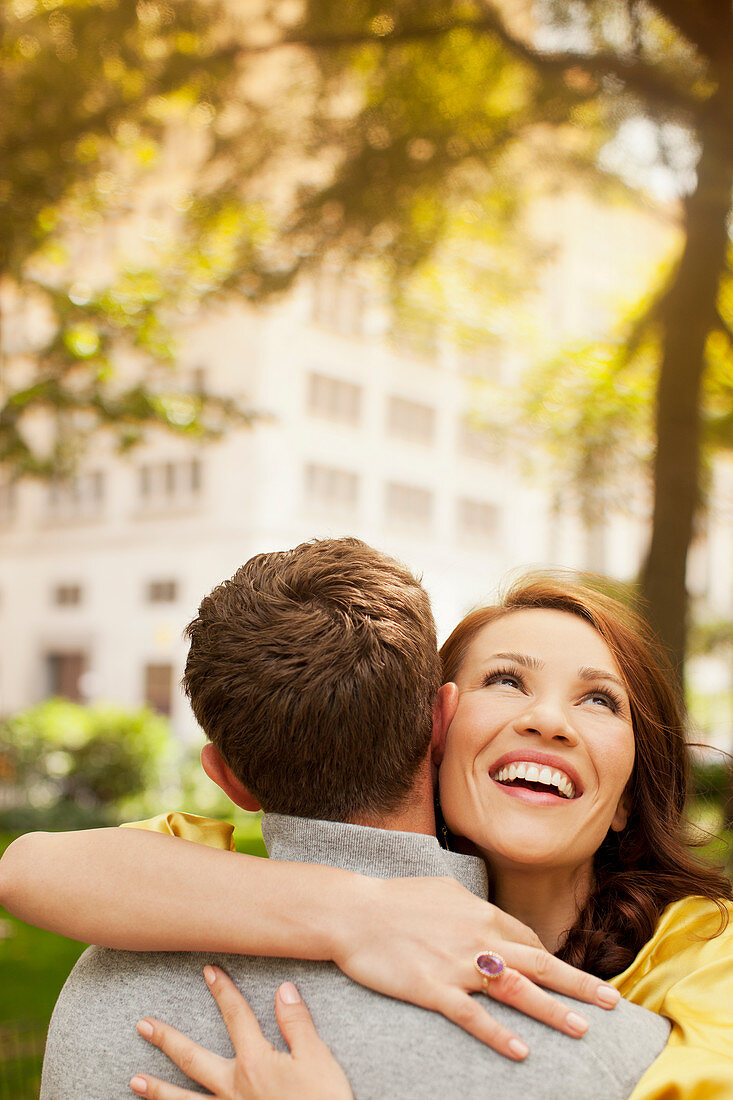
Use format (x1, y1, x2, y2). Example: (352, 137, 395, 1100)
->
(1, 220, 732, 747)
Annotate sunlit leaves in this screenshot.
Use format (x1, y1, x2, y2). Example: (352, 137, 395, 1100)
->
(0, 0, 256, 475)
(63, 322, 100, 357)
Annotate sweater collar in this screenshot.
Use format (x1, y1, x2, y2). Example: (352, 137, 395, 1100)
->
(261, 814, 488, 899)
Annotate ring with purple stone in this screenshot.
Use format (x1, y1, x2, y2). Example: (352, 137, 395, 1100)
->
(474, 950, 506, 991)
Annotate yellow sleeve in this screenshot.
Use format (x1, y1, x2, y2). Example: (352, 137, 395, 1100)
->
(120, 810, 235, 852)
(609, 896, 733, 1100)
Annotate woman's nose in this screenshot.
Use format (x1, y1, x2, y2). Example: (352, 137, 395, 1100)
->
(513, 700, 578, 743)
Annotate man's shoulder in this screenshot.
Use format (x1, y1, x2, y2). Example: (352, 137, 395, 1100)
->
(551, 990, 670, 1093)
(42, 947, 669, 1100)
(41, 946, 238, 1099)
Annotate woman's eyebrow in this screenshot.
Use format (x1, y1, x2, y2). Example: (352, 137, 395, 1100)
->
(488, 651, 544, 670)
(578, 666, 627, 691)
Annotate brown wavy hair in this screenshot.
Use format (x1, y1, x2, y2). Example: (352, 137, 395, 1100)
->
(440, 573, 732, 979)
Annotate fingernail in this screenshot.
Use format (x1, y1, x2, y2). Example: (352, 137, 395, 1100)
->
(566, 1011, 588, 1036)
(136, 1020, 154, 1039)
(204, 966, 217, 985)
(279, 982, 301, 1005)
(597, 985, 620, 1008)
(508, 1038, 529, 1060)
(130, 1077, 148, 1095)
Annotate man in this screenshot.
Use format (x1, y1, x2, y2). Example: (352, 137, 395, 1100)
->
(39, 538, 668, 1098)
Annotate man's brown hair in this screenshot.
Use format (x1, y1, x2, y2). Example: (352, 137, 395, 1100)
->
(183, 538, 441, 821)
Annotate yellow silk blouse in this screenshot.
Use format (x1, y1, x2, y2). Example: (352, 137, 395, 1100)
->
(608, 896, 733, 1100)
(121, 809, 235, 850)
(126, 815, 733, 1097)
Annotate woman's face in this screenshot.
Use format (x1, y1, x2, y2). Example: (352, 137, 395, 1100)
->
(438, 608, 635, 875)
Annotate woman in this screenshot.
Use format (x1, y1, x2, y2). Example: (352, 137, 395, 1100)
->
(3, 576, 732, 1098)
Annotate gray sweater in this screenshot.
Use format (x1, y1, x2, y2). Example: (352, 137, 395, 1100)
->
(41, 815, 669, 1099)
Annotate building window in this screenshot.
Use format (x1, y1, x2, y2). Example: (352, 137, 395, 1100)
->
(147, 580, 178, 603)
(53, 583, 82, 607)
(311, 272, 368, 338)
(304, 463, 359, 512)
(144, 663, 173, 715)
(47, 471, 104, 522)
(46, 651, 87, 702)
(307, 372, 362, 425)
(457, 498, 500, 541)
(386, 396, 436, 445)
(138, 458, 202, 510)
(385, 482, 433, 530)
(458, 416, 499, 462)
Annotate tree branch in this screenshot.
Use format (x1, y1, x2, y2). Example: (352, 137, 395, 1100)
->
(651, 0, 730, 64)
(237, 7, 703, 117)
(716, 307, 733, 341)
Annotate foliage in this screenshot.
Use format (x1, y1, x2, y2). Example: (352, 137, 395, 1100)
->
(484, 309, 657, 519)
(0, 698, 173, 829)
(689, 619, 733, 657)
(481, 262, 732, 525)
(294, 0, 731, 671)
(688, 750, 733, 834)
(0, 0, 255, 477)
(690, 755, 732, 806)
(194, 0, 729, 664)
(3, 0, 733, 664)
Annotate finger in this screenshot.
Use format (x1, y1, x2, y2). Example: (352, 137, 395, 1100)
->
(129, 1072, 205, 1099)
(274, 982, 326, 1056)
(499, 944, 620, 1009)
(136, 1017, 228, 1095)
(489, 910, 545, 949)
(434, 989, 529, 1061)
(204, 965, 274, 1053)
(482, 967, 589, 1038)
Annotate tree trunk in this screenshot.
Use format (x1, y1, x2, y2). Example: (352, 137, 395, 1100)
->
(641, 97, 733, 674)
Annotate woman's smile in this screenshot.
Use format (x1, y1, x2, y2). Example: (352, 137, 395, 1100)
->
(438, 608, 635, 876)
(489, 749, 583, 801)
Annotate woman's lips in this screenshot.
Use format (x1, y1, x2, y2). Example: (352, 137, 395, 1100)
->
(489, 751, 584, 797)
(490, 775, 577, 807)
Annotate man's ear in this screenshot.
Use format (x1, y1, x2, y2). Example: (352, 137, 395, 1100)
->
(431, 682, 459, 769)
(201, 743, 261, 812)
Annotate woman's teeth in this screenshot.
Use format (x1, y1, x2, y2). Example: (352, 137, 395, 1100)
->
(492, 761, 576, 799)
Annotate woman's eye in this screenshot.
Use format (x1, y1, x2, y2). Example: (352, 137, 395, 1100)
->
(484, 671, 523, 689)
(585, 692, 618, 711)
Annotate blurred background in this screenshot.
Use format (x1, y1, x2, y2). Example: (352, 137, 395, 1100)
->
(1, 0, 732, 1092)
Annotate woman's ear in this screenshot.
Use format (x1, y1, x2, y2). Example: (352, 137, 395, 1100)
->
(610, 791, 631, 833)
(201, 743, 261, 812)
(431, 682, 459, 768)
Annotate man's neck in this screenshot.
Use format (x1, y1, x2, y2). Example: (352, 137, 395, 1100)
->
(351, 764, 436, 837)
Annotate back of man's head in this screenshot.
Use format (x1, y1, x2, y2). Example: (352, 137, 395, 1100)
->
(183, 538, 440, 822)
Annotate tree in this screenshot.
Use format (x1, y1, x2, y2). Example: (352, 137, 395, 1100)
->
(0, 0, 254, 477)
(220, 0, 731, 669)
(4, 1, 731, 667)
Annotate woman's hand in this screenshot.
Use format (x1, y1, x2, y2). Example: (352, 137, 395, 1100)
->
(333, 875, 620, 1060)
(130, 967, 353, 1100)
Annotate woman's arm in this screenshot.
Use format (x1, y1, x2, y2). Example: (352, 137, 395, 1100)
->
(0, 828, 342, 956)
(0, 827, 620, 1059)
